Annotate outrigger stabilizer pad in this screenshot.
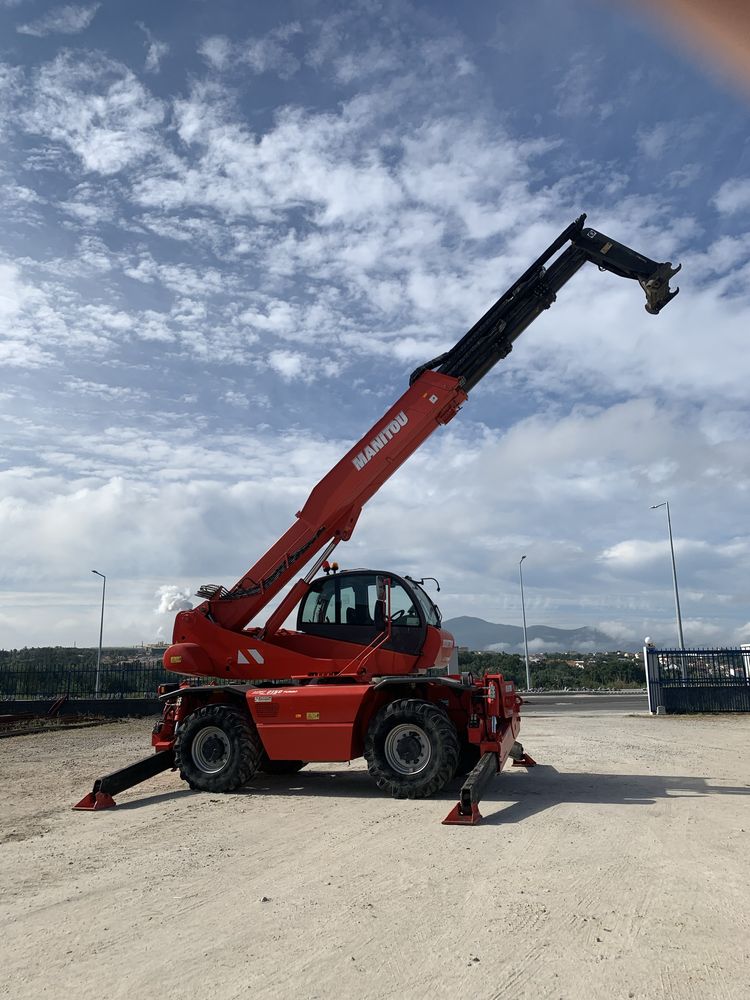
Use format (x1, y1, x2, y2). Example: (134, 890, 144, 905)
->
(443, 751, 499, 826)
(509, 741, 537, 768)
(73, 749, 175, 811)
(443, 742, 537, 825)
(74, 791, 117, 811)
(443, 800, 483, 826)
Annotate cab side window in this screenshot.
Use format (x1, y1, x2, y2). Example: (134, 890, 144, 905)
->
(300, 578, 336, 624)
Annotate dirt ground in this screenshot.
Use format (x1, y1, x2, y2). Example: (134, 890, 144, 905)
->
(2, 703, 749, 1000)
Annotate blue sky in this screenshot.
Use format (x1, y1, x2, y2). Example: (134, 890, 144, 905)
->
(1, 0, 750, 651)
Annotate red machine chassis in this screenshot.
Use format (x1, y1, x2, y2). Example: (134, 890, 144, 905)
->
(75, 673, 534, 822)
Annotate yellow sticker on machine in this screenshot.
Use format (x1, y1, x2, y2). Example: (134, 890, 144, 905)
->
(306, 712, 320, 721)
(170, 656, 182, 664)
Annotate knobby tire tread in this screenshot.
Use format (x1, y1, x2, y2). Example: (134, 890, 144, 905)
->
(364, 698, 460, 800)
(175, 703, 262, 793)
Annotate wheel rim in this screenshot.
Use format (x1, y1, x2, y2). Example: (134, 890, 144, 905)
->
(191, 726, 231, 774)
(384, 723, 432, 776)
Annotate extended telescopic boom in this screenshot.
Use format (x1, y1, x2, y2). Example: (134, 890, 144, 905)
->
(185, 214, 680, 635)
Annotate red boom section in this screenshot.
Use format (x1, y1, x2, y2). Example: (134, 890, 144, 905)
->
(193, 370, 467, 634)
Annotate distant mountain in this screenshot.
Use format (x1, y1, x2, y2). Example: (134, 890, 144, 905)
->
(442, 616, 631, 652)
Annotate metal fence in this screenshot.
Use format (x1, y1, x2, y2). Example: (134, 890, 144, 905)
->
(0, 662, 182, 702)
(644, 646, 750, 714)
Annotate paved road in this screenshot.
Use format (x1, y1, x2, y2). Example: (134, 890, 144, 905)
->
(521, 692, 648, 714)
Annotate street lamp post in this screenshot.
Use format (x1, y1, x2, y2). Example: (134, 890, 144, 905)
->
(650, 501, 685, 651)
(519, 555, 532, 690)
(91, 570, 106, 698)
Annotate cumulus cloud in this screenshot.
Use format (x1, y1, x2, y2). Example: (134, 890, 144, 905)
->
(600, 540, 668, 570)
(713, 178, 750, 216)
(268, 349, 307, 381)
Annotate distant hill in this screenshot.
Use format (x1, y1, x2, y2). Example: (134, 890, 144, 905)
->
(442, 616, 631, 652)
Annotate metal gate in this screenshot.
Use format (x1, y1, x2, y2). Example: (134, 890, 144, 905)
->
(644, 646, 750, 714)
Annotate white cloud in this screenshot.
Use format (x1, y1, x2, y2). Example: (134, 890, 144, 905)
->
(198, 23, 302, 79)
(0, 260, 33, 319)
(198, 36, 232, 71)
(22, 52, 164, 174)
(268, 349, 307, 381)
(222, 390, 248, 408)
(66, 377, 146, 402)
(600, 539, 668, 570)
(137, 22, 169, 73)
(17, 3, 99, 37)
(243, 23, 302, 79)
(713, 178, 750, 216)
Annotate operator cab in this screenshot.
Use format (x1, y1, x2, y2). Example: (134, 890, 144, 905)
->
(296, 569, 441, 657)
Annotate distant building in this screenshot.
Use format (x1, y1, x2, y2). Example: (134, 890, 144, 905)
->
(143, 642, 168, 657)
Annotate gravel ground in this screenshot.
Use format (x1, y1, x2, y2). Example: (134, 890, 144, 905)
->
(2, 705, 749, 1000)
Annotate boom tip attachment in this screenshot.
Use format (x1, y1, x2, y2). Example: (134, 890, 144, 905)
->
(641, 262, 681, 315)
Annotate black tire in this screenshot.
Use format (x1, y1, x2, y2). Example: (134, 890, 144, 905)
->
(258, 755, 307, 776)
(364, 698, 460, 799)
(175, 703, 262, 792)
(454, 740, 481, 777)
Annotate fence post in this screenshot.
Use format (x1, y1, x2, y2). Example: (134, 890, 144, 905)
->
(741, 645, 750, 685)
(643, 643, 662, 715)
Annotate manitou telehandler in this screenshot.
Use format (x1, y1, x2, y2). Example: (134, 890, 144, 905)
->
(76, 215, 680, 824)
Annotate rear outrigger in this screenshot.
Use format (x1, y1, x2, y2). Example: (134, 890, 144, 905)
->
(75, 215, 679, 823)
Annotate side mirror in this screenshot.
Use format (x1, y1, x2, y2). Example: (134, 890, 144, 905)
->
(376, 575, 387, 602)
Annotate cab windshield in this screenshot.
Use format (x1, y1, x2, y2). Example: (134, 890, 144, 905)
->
(409, 581, 441, 627)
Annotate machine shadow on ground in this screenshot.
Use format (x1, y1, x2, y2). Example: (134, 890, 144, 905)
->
(115, 763, 750, 820)
(474, 765, 750, 824)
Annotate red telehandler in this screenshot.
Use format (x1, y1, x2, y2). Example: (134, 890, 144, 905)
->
(76, 215, 680, 823)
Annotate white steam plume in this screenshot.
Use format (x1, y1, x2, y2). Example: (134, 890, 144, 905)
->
(155, 585, 193, 614)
